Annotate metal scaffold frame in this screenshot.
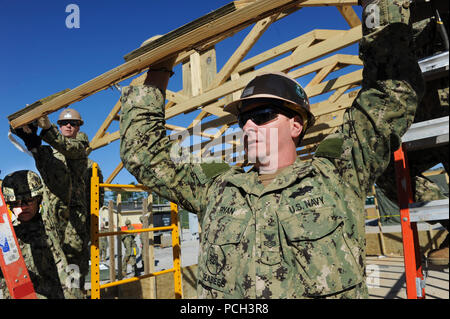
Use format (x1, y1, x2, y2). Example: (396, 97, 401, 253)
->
(89, 163, 183, 299)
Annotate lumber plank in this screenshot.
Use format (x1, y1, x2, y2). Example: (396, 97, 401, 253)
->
(89, 68, 359, 152)
(190, 51, 203, 97)
(336, 5, 361, 27)
(105, 162, 124, 184)
(234, 30, 317, 74)
(123, 2, 238, 62)
(304, 62, 338, 90)
(8, 0, 306, 128)
(301, 0, 357, 5)
(207, 14, 278, 90)
(189, 98, 350, 153)
(166, 26, 361, 119)
(90, 131, 120, 150)
(8, 89, 70, 125)
(305, 69, 362, 97)
(90, 100, 122, 148)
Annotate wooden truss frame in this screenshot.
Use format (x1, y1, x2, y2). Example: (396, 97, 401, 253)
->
(8, 0, 363, 183)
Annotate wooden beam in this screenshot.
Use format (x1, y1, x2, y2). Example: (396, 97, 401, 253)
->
(166, 25, 361, 119)
(235, 29, 317, 74)
(312, 89, 359, 115)
(105, 162, 124, 184)
(301, 0, 358, 6)
(305, 69, 362, 97)
(90, 131, 120, 150)
(207, 14, 278, 90)
(187, 91, 356, 153)
(168, 54, 360, 132)
(187, 111, 210, 130)
(166, 90, 190, 104)
(90, 100, 122, 149)
(89, 72, 192, 150)
(304, 61, 338, 90)
(336, 5, 361, 28)
(190, 51, 203, 97)
(9, 0, 308, 128)
(88, 68, 360, 152)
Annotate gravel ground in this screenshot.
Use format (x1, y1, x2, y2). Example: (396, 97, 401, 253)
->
(153, 236, 200, 272)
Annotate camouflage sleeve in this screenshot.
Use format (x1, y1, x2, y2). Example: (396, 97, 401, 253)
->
(314, 1, 424, 195)
(40, 125, 88, 160)
(38, 126, 88, 208)
(0, 275, 11, 299)
(120, 85, 224, 218)
(32, 145, 72, 204)
(40, 205, 84, 299)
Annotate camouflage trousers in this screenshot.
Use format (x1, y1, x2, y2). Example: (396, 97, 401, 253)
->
(57, 205, 90, 291)
(122, 255, 137, 276)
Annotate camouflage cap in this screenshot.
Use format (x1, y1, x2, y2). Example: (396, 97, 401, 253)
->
(125, 219, 131, 225)
(2, 170, 43, 203)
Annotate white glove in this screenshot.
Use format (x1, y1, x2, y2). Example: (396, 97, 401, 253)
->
(37, 116, 51, 130)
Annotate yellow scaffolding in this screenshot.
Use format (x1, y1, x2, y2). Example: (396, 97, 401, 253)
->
(90, 162, 183, 299)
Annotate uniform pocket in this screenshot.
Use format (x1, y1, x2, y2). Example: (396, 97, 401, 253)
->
(198, 215, 249, 295)
(280, 208, 362, 296)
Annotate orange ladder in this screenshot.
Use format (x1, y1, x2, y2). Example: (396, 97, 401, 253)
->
(394, 116, 449, 299)
(0, 189, 36, 299)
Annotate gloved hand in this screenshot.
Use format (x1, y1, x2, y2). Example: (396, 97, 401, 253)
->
(37, 115, 52, 130)
(11, 124, 41, 150)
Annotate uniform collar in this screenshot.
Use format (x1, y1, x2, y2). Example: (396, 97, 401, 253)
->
(224, 157, 314, 197)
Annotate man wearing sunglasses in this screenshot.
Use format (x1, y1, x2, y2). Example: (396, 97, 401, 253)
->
(1, 170, 82, 298)
(57, 109, 83, 139)
(227, 73, 314, 177)
(11, 108, 91, 297)
(120, 0, 424, 298)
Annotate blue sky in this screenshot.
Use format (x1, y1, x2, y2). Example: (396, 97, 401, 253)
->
(1, 1, 362, 184)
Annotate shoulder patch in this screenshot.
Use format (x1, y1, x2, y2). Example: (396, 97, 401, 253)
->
(314, 137, 344, 159)
(200, 162, 231, 180)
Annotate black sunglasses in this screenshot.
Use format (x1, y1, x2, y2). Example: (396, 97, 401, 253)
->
(238, 106, 295, 128)
(9, 198, 35, 208)
(58, 120, 80, 127)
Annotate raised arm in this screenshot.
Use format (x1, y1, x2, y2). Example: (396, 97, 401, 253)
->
(39, 124, 88, 160)
(314, 0, 424, 194)
(120, 58, 227, 217)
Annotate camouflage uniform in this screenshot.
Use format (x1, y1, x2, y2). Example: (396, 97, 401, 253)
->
(99, 225, 109, 262)
(34, 125, 90, 289)
(122, 222, 138, 276)
(375, 7, 449, 230)
(120, 1, 423, 298)
(0, 171, 82, 299)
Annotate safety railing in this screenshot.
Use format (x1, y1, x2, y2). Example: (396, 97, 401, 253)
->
(90, 163, 182, 299)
